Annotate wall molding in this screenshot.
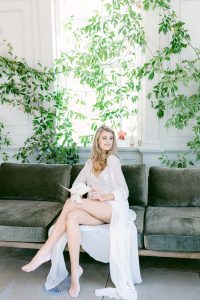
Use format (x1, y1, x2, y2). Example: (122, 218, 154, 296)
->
(1, 146, 197, 168)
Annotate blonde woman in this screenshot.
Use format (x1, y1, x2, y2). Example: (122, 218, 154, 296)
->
(22, 125, 141, 299)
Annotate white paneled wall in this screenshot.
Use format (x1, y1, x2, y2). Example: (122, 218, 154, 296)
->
(0, 0, 199, 166)
(0, 0, 54, 160)
(0, 0, 54, 67)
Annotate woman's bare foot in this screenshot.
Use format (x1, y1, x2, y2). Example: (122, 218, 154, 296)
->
(22, 251, 51, 272)
(69, 266, 83, 298)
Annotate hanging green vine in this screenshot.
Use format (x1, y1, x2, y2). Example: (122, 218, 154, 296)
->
(56, 0, 145, 145)
(54, 0, 199, 166)
(137, 0, 200, 166)
(0, 42, 79, 164)
(0, 0, 199, 167)
(0, 122, 10, 161)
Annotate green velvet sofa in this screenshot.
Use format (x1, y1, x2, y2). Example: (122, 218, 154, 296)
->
(145, 167, 200, 258)
(0, 162, 199, 259)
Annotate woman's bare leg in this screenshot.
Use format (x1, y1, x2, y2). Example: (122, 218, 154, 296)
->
(22, 199, 76, 272)
(66, 209, 105, 298)
(66, 200, 112, 298)
(22, 199, 112, 272)
(74, 199, 112, 223)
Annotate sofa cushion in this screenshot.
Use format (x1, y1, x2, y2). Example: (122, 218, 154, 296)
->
(122, 164, 147, 206)
(144, 206, 200, 252)
(0, 163, 71, 203)
(70, 164, 84, 187)
(0, 200, 63, 242)
(71, 164, 147, 206)
(130, 206, 145, 249)
(148, 167, 200, 207)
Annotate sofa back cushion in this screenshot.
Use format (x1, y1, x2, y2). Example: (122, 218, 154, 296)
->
(71, 163, 147, 206)
(0, 163, 71, 203)
(148, 166, 200, 207)
(122, 164, 147, 206)
(70, 164, 84, 187)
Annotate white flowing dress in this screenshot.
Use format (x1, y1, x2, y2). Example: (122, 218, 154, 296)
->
(45, 155, 142, 299)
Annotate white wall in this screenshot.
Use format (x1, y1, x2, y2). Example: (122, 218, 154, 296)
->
(0, 0, 55, 161)
(0, 0, 199, 166)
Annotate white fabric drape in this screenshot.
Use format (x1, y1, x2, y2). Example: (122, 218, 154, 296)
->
(45, 155, 142, 299)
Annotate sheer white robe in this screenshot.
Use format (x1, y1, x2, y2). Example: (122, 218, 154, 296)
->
(45, 155, 142, 299)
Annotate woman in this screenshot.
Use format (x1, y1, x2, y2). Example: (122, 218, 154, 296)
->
(22, 125, 141, 299)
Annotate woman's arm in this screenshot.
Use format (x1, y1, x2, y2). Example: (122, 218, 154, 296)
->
(72, 159, 90, 187)
(107, 155, 129, 200)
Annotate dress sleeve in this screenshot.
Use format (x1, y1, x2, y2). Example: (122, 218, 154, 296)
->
(72, 159, 91, 187)
(107, 155, 129, 201)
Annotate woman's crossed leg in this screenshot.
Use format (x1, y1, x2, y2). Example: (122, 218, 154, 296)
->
(22, 199, 112, 271)
(22, 200, 112, 297)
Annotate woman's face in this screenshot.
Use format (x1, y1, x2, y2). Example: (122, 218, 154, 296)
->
(98, 130, 114, 152)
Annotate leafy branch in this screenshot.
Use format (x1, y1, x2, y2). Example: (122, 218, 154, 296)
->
(0, 122, 10, 161)
(0, 41, 79, 164)
(139, 0, 200, 166)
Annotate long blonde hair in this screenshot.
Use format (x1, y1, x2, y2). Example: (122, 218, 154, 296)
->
(91, 125, 118, 173)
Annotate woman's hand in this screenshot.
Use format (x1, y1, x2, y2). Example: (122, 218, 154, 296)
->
(90, 191, 114, 201)
(100, 193, 114, 201)
(89, 190, 102, 201)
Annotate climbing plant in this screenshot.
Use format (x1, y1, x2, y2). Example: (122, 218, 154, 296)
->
(55, 0, 199, 166)
(0, 41, 79, 164)
(0, 122, 10, 161)
(55, 0, 145, 145)
(138, 0, 199, 167)
(0, 0, 199, 166)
